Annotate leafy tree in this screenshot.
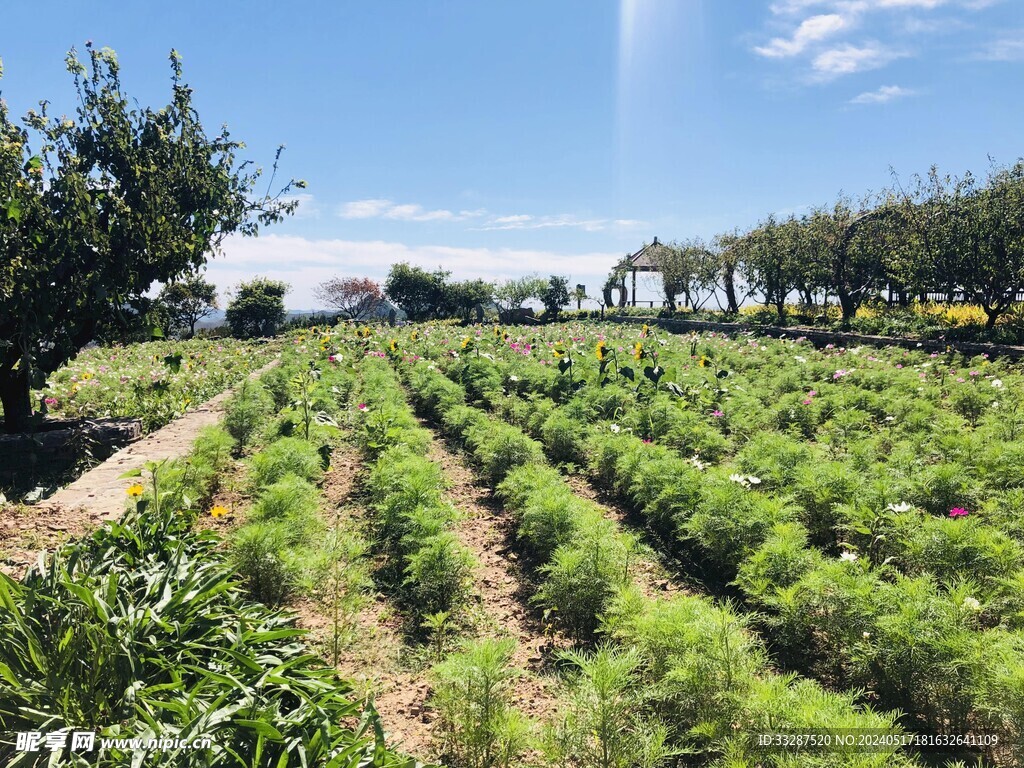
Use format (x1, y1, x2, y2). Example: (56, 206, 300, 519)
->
(539, 275, 570, 319)
(159, 274, 218, 338)
(226, 278, 289, 338)
(384, 263, 449, 321)
(314, 276, 383, 320)
(738, 216, 799, 320)
(0, 45, 299, 432)
(493, 275, 546, 322)
(711, 232, 750, 313)
(442, 279, 494, 322)
(655, 238, 717, 311)
(571, 284, 588, 310)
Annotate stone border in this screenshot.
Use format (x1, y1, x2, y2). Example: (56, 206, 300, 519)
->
(607, 315, 1024, 360)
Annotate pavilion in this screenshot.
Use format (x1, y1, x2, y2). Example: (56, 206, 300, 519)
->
(623, 236, 669, 307)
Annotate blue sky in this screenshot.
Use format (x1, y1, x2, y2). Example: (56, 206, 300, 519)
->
(1, 0, 1021, 307)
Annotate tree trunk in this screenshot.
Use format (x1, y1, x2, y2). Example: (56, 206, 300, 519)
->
(724, 275, 739, 314)
(837, 287, 857, 324)
(984, 306, 1000, 330)
(0, 367, 33, 434)
(602, 285, 614, 308)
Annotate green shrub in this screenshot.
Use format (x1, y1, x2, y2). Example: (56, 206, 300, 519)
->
(230, 521, 302, 605)
(535, 533, 629, 641)
(541, 645, 673, 768)
(404, 532, 474, 618)
(465, 422, 544, 484)
(735, 522, 822, 603)
(540, 410, 585, 465)
(430, 638, 531, 768)
(248, 436, 325, 490)
(223, 379, 273, 450)
(249, 474, 323, 544)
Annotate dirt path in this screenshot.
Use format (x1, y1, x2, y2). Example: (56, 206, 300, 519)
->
(424, 435, 563, 718)
(295, 434, 564, 762)
(0, 358, 279, 578)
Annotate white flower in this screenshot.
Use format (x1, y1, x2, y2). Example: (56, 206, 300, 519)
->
(885, 416, 896, 422)
(795, 355, 807, 363)
(509, 375, 519, 382)
(886, 502, 912, 513)
(963, 597, 981, 611)
(992, 379, 1004, 389)
(748, 476, 761, 485)
(690, 456, 708, 471)
(992, 401, 1000, 409)
(862, 631, 872, 639)
(609, 424, 621, 433)
(729, 473, 748, 486)
(840, 551, 859, 562)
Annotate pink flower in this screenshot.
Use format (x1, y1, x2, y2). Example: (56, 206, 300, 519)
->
(969, 370, 979, 377)
(808, 390, 817, 397)
(802, 399, 813, 405)
(949, 507, 969, 518)
(711, 410, 724, 418)
(895, 364, 903, 369)
(357, 403, 368, 411)
(642, 438, 652, 444)
(44, 397, 58, 406)
(956, 377, 965, 383)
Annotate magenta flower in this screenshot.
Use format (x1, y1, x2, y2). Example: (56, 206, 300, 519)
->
(808, 390, 817, 397)
(802, 399, 813, 405)
(44, 397, 58, 406)
(357, 403, 368, 411)
(949, 507, 969, 518)
(711, 410, 724, 418)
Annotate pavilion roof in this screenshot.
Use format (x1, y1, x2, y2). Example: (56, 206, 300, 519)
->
(627, 236, 668, 272)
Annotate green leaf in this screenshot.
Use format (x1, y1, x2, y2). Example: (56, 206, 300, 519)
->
(619, 366, 635, 382)
(644, 365, 664, 383)
(234, 719, 285, 741)
(118, 468, 144, 479)
(716, 369, 730, 379)
(4, 197, 23, 224)
(163, 353, 182, 373)
(558, 358, 571, 374)
(151, 327, 166, 339)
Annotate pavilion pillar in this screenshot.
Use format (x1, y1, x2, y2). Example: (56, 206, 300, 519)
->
(631, 268, 637, 307)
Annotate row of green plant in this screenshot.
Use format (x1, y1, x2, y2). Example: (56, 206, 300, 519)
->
(0, 440, 415, 768)
(348, 356, 477, 629)
(396, 356, 921, 768)
(411, 324, 1024, 763)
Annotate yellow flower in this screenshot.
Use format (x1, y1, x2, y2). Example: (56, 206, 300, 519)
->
(411, 330, 419, 341)
(596, 340, 607, 361)
(210, 505, 228, 519)
(699, 356, 709, 368)
(126, 483, 144, 498)
(552, 345, 565, 359)
(640, 324, 650, 338)
(81, 372, 93, 381)
(461, 336, 472, 349)
(633, 342, 644, 361)
(494, 326, 502, 337)
(389, 339, 398, 352)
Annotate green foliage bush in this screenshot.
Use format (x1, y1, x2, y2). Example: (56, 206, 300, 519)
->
(224, 378, 274, 449)
(248, 436, 324, 489)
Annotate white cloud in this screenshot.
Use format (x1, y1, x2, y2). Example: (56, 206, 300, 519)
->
(336, 198, 480, 222)
(755, 14, 850, 58)
(209, 234, 626, 308)
(850, 83, 916, 102)
(281, 193, 321, 219)
(812, 42, 903, 76)
(976, 34, 1024, 60)
(471, 213, 646, 232)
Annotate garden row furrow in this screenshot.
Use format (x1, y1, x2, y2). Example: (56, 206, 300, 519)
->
(416, 324, 1024, 765)
(394, 353, 922, 768)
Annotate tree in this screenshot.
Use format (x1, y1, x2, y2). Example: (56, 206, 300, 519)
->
(493, 275, 546, 322)
(654, 238, 717, 311)
(539, 275, 570, 319)
(571, 284, 588, 310)
(226, 278, 289, 338)
(159, 274, 218, 338)
(314, 276, 383, 321)
(442, 279, 494, 322)
(0, 45, 300, 432)
(384, 263, 449, 321)
(941, 162, 1024, 328)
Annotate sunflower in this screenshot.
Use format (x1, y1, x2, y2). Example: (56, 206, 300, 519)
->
(640, 324, 650, 338)
(410, 330, 419, 341)
(596, 340, 607, 361)
(461, 336, 472, 349)
(210, 505, 228, 519)
(552, 345, 566, 359)
(126, 483, 144, 498)
(633, 342, 645, 361)
(698, 356, 710, 368)
(389, 339, 398, 353)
